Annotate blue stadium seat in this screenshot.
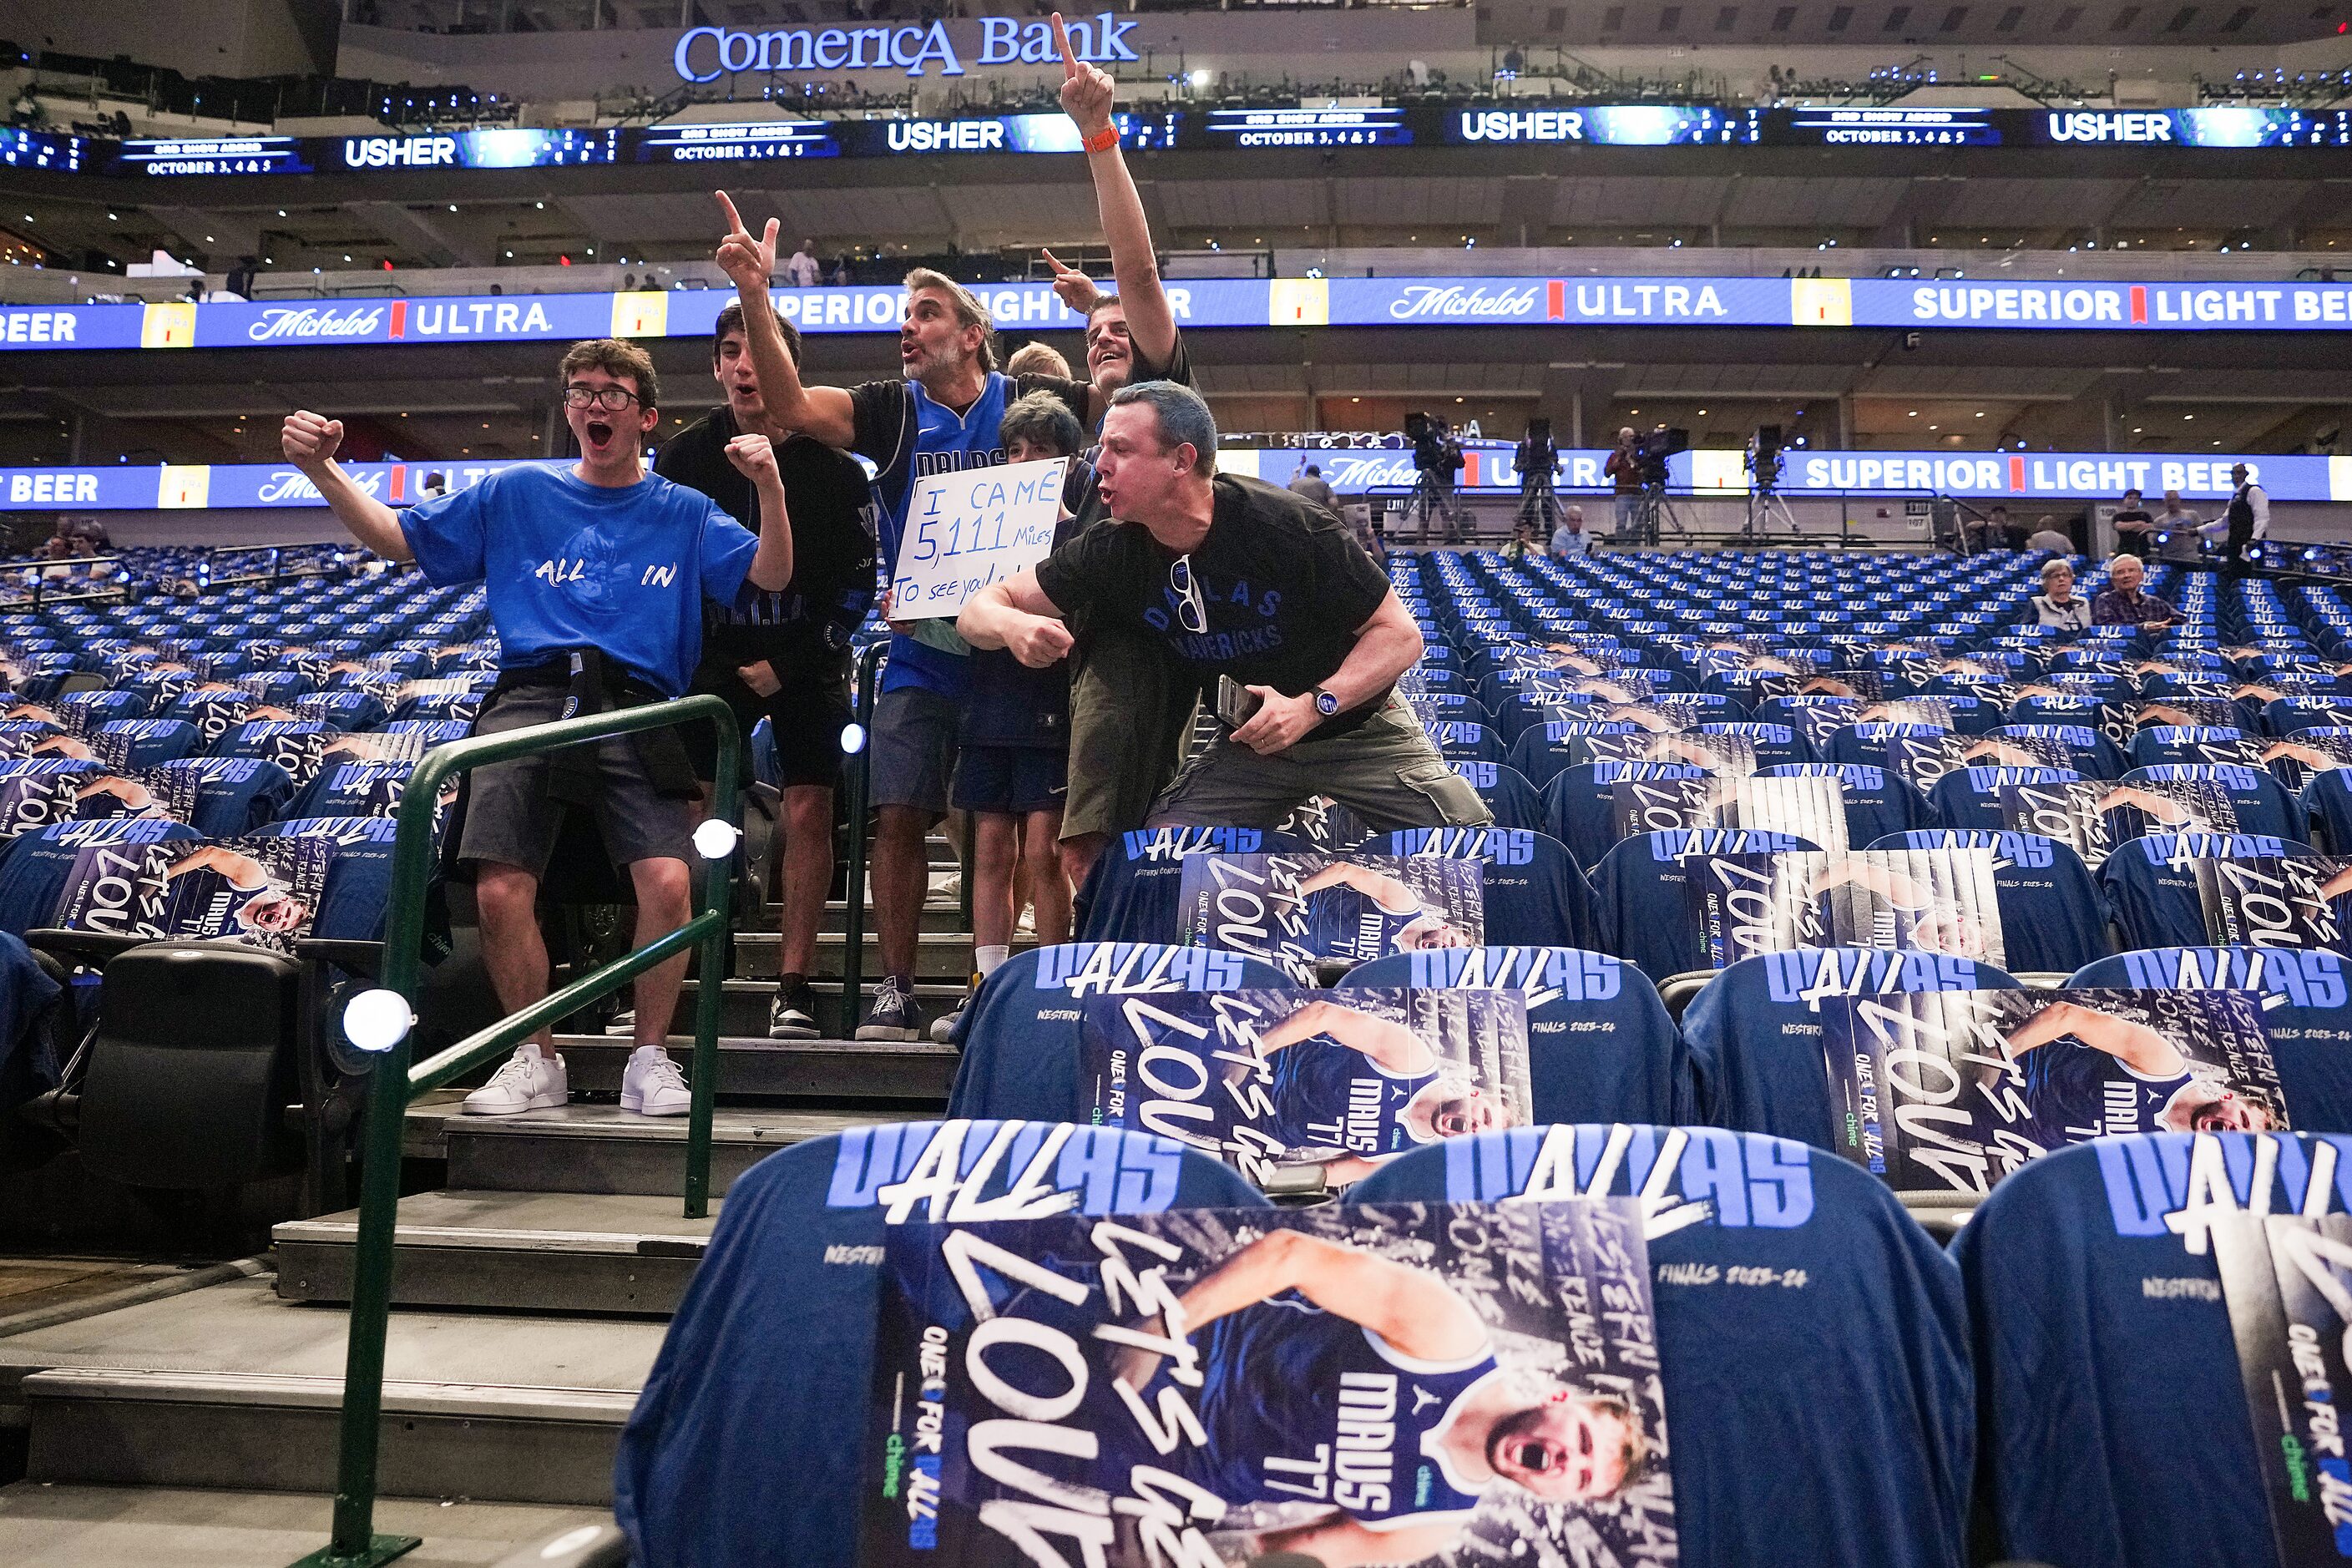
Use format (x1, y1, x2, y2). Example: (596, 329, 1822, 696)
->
(2304, 765, 2352, 852)
(1588, 829, 1823, 983)
(2127, 724, 2267, 771)
(0, 818, 199, 937)
(1378, 826, 1595, 950)
(943, 943, 1294, 1120)
(2095, 832, 2327, 953)
(1682, 947, 2025, 1141)
(1869, 829, 2112, 975)
(1337, 946, 1692, 1125)
(1352, 1125, 1972, 1568)
(1758, 762, 1933, 847)
(1446, 760, 1543, 832)
(2117, 762, 2299, 840)
(1070, 826, 1310, 946)
(1952, 1133, 2309, 1568)
(2067, 947, 2352, 1131)
(1541, 761, 1716, 868)
(1927, 765, 2083, 832)
(613, 1122, 1268, 1568)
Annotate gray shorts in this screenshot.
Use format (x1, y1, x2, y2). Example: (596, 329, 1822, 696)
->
(1061, 627, 1195, 843)
(456, 685, 695, 875)
(870, 684, 959, 816)
(1146, 699, 1493, 833)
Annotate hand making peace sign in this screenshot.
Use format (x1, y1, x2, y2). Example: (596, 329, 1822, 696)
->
(712, 190, 777, 291)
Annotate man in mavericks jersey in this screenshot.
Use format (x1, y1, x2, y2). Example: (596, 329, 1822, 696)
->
(1993, 998, 2277, 1146)
(1102, 1227, 1647, 1565)
(1247, 997, 1508, 1184)
(712, 194, 1095, 1044)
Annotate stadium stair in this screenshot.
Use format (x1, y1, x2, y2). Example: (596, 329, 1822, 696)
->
(0, 829, 981, 1548)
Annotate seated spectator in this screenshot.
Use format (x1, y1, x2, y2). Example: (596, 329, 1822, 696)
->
(940, 392, 1091, 1040)
(1004, 341, 1073, 380)
(959, 381, 1489, 832)
(2028, 559, 2093, 633)
(2090, 554, 2180, 630)
(1550, 503, 1591, 558)
(2025, 516, 2074, 553)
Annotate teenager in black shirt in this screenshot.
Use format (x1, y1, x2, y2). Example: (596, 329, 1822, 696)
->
(960, 382, 1490, 832)
(655, 301, 875, 1039)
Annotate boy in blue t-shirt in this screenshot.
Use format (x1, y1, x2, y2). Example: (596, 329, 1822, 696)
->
(281, 337, 794, 1119)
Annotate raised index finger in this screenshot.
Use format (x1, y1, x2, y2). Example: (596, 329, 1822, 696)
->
(714, 190, 746, 235)
(1051, 12, 1079, 77)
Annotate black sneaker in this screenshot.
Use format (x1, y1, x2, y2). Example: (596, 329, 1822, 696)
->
(768, 979, 820, 1040)
(928, 978, 979, 1044)
(855, 976, 923, 1042)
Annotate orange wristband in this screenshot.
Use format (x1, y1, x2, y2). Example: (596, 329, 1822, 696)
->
(1081, 124, 1120, 154)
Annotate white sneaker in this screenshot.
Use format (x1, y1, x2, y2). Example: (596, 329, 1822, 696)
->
(463, 1047, 567, 1116)
(621, 1047, 691, 1117)
(1015, 903, 1036, 936)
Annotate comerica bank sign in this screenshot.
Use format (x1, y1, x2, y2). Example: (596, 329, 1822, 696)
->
(673, 13, 1140, 80)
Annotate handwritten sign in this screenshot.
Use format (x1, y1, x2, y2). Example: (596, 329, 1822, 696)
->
(888, 455, 1066, 620)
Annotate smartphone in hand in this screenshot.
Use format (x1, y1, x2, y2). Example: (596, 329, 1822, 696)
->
(1216, 674, 1263, 729)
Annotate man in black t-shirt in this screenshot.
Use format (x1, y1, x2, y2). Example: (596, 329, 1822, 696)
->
(655, 300, 875, 1040)
(959, 382, 1490, 832)
(2108, 488, 2154, 555)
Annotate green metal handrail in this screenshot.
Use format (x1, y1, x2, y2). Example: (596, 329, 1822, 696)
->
(295, 695, 740, 1568)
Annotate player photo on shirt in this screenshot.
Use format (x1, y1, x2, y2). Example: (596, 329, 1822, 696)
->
(53, 832, 332, 953)
(1079, 987, 1532, 1190)
(1994, 775, 2240, 862)
(1820, 987, 2285, 1196)
(1684, 847, 2007, 970)
(2210, 1194, 2352, 1568)
(1611, 772, 1852, 853)
(1177, 852, 1485, 983)
(858, 1196, 1676, 1568)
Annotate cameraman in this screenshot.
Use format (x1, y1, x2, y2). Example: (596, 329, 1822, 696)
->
(1604, 427, 1641, 542)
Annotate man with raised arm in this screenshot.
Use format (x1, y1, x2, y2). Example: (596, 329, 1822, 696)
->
(1036, 12, 1214, 898)
(281, 337, 793, 1117)
(712, 191, 1092, 1042)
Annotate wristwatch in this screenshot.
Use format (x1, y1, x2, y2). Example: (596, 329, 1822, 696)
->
(1309, 685, 1341, 718)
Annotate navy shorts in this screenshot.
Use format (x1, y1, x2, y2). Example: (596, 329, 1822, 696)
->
(953, 745, 1068, 815)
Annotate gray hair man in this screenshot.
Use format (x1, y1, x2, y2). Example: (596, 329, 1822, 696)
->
(959, 382, 1489, 831)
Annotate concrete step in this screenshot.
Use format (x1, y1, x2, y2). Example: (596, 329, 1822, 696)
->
(272, 1189, 721, 1315)
(739, 928, 981, 981)
(433, 1103, 883, 1197)
(0, 1482, 608, 1568)
(0, 1272, 660, 1505)
(549, 1034, 958, 1104)
(661, 978, 967, 1038)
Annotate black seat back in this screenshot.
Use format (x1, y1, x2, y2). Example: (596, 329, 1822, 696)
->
(78, 939, 305, 1187)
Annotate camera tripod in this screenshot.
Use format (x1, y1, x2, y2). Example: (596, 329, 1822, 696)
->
(1632, 483, 1685, 547)
(1405, 467, 1461, 544)
(1743, 479, 1803, 541)
(1515, 472, 1562, 535)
